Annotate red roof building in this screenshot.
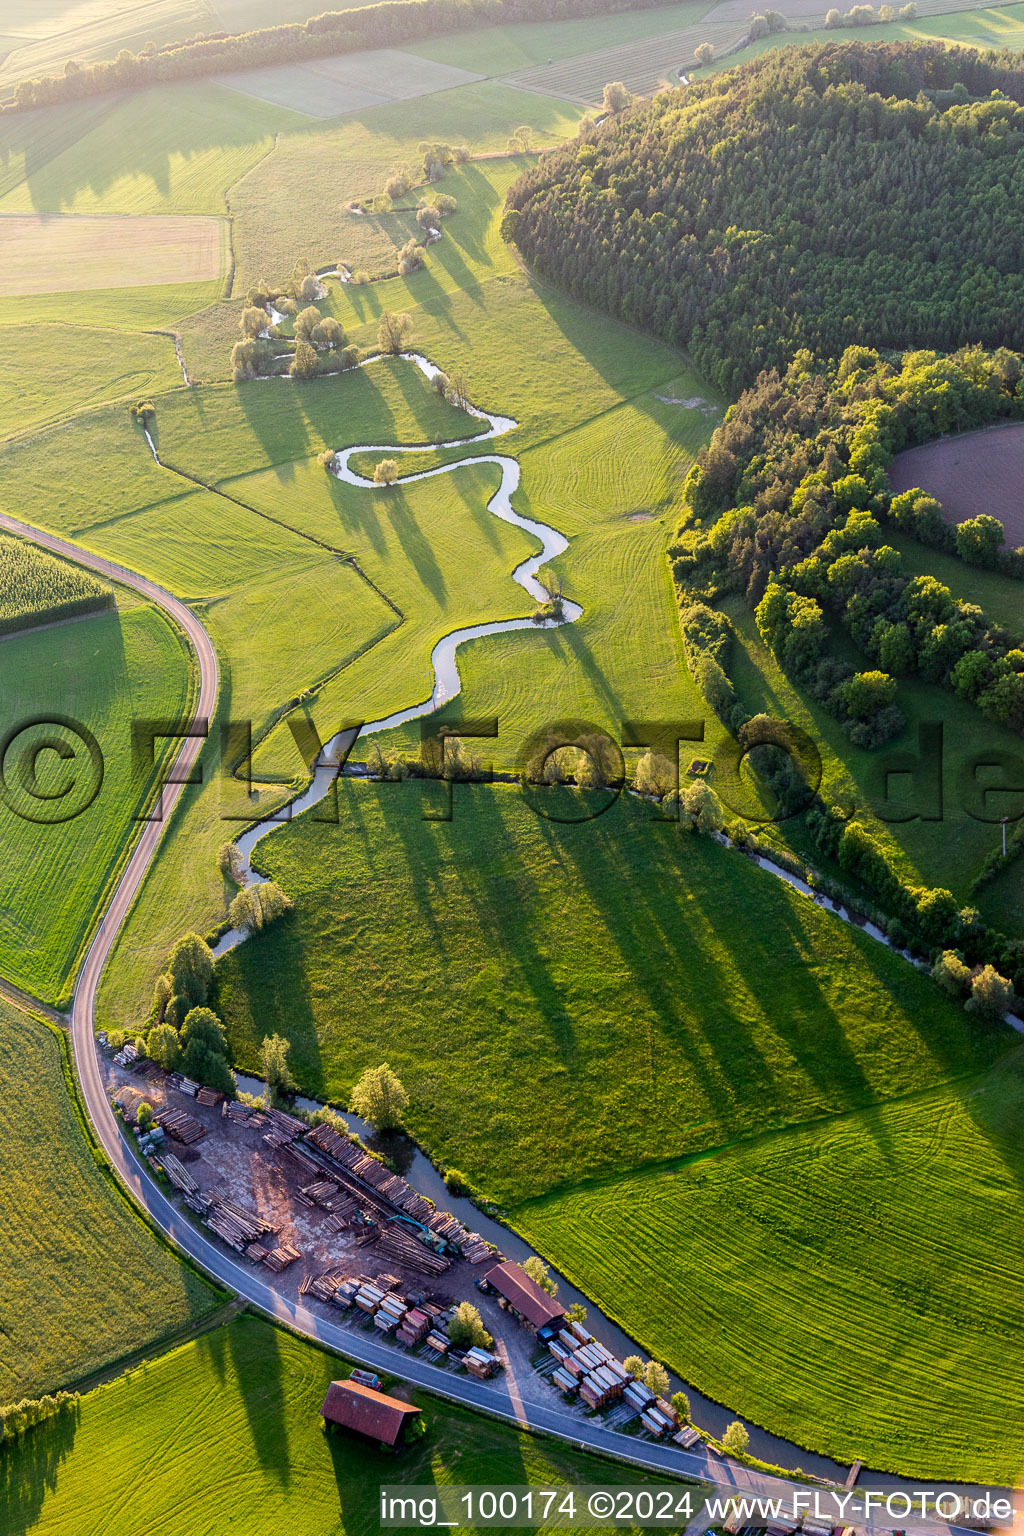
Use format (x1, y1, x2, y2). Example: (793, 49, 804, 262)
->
(484, 1260, 565, 1330)
(320, 1380, 422, 1446)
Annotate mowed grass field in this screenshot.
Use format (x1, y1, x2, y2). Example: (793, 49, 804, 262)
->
(516, 1055, 1024, 1483)
(0, 212, 225, 295)
(0, 592, 193, 1004)
(0, 1312, 667, 1536)
(213, 783, 1007, 1204)
(0, 0, 209, 90)
(0, 324, 182, 436)
(0, 997, 217, 1404)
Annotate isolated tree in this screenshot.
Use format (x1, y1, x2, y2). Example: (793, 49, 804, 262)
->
(350, 1061, 409, 1129)
(694, 42, 715, 64)
(318, 448, 336, 472)
(644, 1361, 670, 1400)
(230, 337, 271, 381)
(956, 515, 1004, 567)
(294, 304, 322, 342)
(966, 964, 1014, 1020)
(635, 750, 676, 801)
(680, 779, 723, 833)
(261, 1033, 297, 1097)
(373, 458, 400, 485)
(168, 932, 213, 1008)
(229, 880, 292, 933)
(825, 7, 842, 23)
(447, 1301, 493, 1351)
(431, 369, 450, 397)
(506, 124, 534, 152)
(239, 305, 267, 338)
(385, 170, 410, 199)
(452, 144, 471, 163)
(565, 1303, 587, 1325)
(898, 0, 916, 14)
(377, 310, 413, 354)
(146, 1021, 180, 1070)
(435, 192, 457, 217)
(180, 1006, 227, 1056)
(601, 80, 632, 112)
(446, 371, 470, 410)
(722, 1421, 750, 1456)
(623, 1355, 645, 1379)
(290, 340, 319, 379)
(136, 1100, 154, 1133)
(523, 1256, 558, 1296)
(217, 842, 242, 883)
(671, 1390, 691, 1421)
(416, 204, 441, 234)
(932, 949, 971, 999)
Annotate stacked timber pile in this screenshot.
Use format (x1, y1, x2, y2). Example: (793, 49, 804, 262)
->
(275, 1140, 319, 1180)
(425, 1210, 496, 1263)
(396, 1307, 430, 1346)
(174, 1076, 200, 1097)
(154, 1105, 206, 1144)
(263, 1243, 301, 1273)
(297, 1178, 337, 1208)
(161, 1154, 199, 1196)
(196, 1087, 221, 1107)
(303, 1268, 349, 1304)
(463, 1347, 502, 1379)
(425, 1330, 449, 1354)
(353, 1279, 385, 1314)
(113, 1041, 140, 1068)
(223, 1101, 252, 1125)
(205, 1195, 274, 1252)
(640, 1398, 679, 1437)
(375, 1224, 451, 1276)
(373, 1293, 408, 1333)
(673, 1424, 702, 1449)
(548, 1322, 631, 1411)
(265, 1106, 305, 1139)
(624, 1378, 655, 1417)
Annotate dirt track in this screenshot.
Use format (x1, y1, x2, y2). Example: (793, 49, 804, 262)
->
(889, 422, 1024, 541)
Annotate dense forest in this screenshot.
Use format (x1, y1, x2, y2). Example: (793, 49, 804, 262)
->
(505, 42, 1024, 393)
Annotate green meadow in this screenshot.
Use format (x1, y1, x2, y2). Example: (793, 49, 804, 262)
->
(0, 997, 217, 1404)
(0, 1312, 668, 1536)
(516, 1054, 1024, 1483)
(0, 593, 193, 1005)
(213, 783, 1007, 1204)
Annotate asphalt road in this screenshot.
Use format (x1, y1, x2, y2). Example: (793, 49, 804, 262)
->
(0, 510, 988, 1533)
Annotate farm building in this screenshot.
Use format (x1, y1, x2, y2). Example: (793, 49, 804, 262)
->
(482, 1260, 565, 1331)
(319, 1380, 422, 1446)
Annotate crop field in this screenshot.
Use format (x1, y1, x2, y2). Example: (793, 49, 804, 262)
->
(215, 49, 486, 120)
(0, 212, 225, 295)
(516, 1054, 1024, 1483)
(0, 594, 193, 1004)
(0, 1312, 663, 1536)
(213, 782, 1006, 1205)
(0, 531, 109, 633)
(890, 421, 1024, 539)
(0, 323, 184, 437)
(408, 0, 713, 75)
(0, 996, 217, 1404)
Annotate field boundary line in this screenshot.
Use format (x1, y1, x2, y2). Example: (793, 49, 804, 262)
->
(66, 1296, 248, 1398)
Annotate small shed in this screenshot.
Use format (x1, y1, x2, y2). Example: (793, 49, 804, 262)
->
(319, 1380, 421, 1446)
(483, 1260, 565, 1331)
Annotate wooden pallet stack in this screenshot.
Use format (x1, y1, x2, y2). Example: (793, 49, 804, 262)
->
(396, 1307, 431, 1346)
(673, 1424, 702, 1449)
(154, 1106, 206, 1145)
(425, 1331, 450, 1355)
(161, 1154, 199, 1196)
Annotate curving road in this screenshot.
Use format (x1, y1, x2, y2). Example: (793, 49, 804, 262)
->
(0, 508, 983, 1531)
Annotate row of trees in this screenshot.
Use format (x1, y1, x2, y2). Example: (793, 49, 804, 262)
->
(0, 1392, 78, 1445)
(506, 42, 1024, 394)
(824, 3, 917, 26)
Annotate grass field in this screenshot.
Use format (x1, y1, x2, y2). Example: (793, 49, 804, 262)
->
(213, 783, 1007, 1204)
(0, 84, 304, 218)
(516, 1052, 1024, 1483)
(0, 211, 225, 294)
(0, 996, 217, 1404)
(0, 324, 183, 436)
(0, 1311, 669, 1536)
(0, 593, 193, 1004)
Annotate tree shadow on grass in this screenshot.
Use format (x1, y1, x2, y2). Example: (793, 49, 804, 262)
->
(224, 1315, 292, 1484)
(0, 1406, 79, 1536)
